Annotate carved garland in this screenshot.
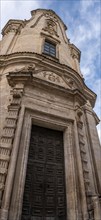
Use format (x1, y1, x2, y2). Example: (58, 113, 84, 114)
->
(76, 109, 94, 219)
(0, 84, 24, 206)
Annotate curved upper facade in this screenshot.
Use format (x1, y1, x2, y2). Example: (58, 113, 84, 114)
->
(1, 9, 81, 74)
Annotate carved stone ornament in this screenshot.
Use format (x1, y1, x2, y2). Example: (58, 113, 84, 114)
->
(14, 64, 35, 73)
(72, 51, 80, 61)
(2, 20, 25, 36)
(3, 24, 18, 35)
(33, 71, 74, 89)
(12, 89, 22, 99)
(69, 44, 81, 62)
(43, 12, 58, 22)
(43, 19, 58, 36)
(10, 84, 24, 99)
(85, 100, 92, 110)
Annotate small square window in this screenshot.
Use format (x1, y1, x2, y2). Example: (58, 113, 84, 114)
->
(43, 40, 56, 57)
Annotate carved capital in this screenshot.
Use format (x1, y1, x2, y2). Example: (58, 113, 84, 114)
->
(83, 100, 93, 114)
(7, 69, 33, 87)
(72, 53, 80, 61)
(2, 20, 25, 36)
(69, 43, 81, 62)
(11, 85, 24, 99)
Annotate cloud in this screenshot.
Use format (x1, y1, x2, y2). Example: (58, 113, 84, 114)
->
(80, 0, 95, 13)
(93, 78, 101, 110)
(1, 1, 39, 34)
(65, 0, 100, 80)
(0, 0, 52, 37)
(63, 0, 101, 141)
(79, 1, 101, 141)
(64, 1, 100, 86)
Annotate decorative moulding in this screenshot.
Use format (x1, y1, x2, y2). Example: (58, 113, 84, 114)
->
(7, 64, 75, 90)
(31, 9, 67, 30)
(0, 51, 96, 107)
(42, 19, 59, 37)
(33, 70, 75, 89)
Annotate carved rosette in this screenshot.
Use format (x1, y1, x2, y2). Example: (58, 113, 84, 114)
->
(0, 83, 24, 206)
(76, 108, 94, 219)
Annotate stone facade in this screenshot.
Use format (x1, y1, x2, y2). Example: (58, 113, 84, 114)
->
(0, 9, 101, 220)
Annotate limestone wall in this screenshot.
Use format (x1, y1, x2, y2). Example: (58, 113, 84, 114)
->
(0, 9, 81, 73)
(0, 75, 11, 138)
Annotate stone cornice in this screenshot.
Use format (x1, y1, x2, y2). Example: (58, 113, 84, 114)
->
(40, 32, 61, 44)
(6, 69, 87, 108)
(0, 52, 96, 107)
(0, 52, 84, 90)
(7, 72, 33, 87)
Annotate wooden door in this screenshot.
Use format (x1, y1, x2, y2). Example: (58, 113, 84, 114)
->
(21, 125, 66, 220)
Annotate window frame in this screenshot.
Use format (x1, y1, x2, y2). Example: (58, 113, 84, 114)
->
(43, 39, 56, 57)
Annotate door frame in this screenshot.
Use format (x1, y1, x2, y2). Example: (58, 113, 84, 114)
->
(8, 108, 78, 220)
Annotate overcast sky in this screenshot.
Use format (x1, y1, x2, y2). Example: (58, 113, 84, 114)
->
(0, 0, 101, 141)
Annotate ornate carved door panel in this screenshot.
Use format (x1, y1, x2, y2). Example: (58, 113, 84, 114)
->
(21, 125, 66, 220)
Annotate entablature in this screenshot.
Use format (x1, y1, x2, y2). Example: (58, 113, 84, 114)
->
(7, 68, 87, 110)
(0, 52, 96, 108)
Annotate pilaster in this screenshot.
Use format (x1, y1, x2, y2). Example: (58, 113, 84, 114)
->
(84, 101, 101, 192)
(0, 71, 32, 220)
(74, 108, 88, 219)
(83, 101, 101, 220)
(0, 83, 24, 220)
(75, 107, 94, 219)
(64, 123, 78, 220)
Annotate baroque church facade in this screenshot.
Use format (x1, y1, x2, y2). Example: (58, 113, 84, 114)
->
(0, 9, 101, 220)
